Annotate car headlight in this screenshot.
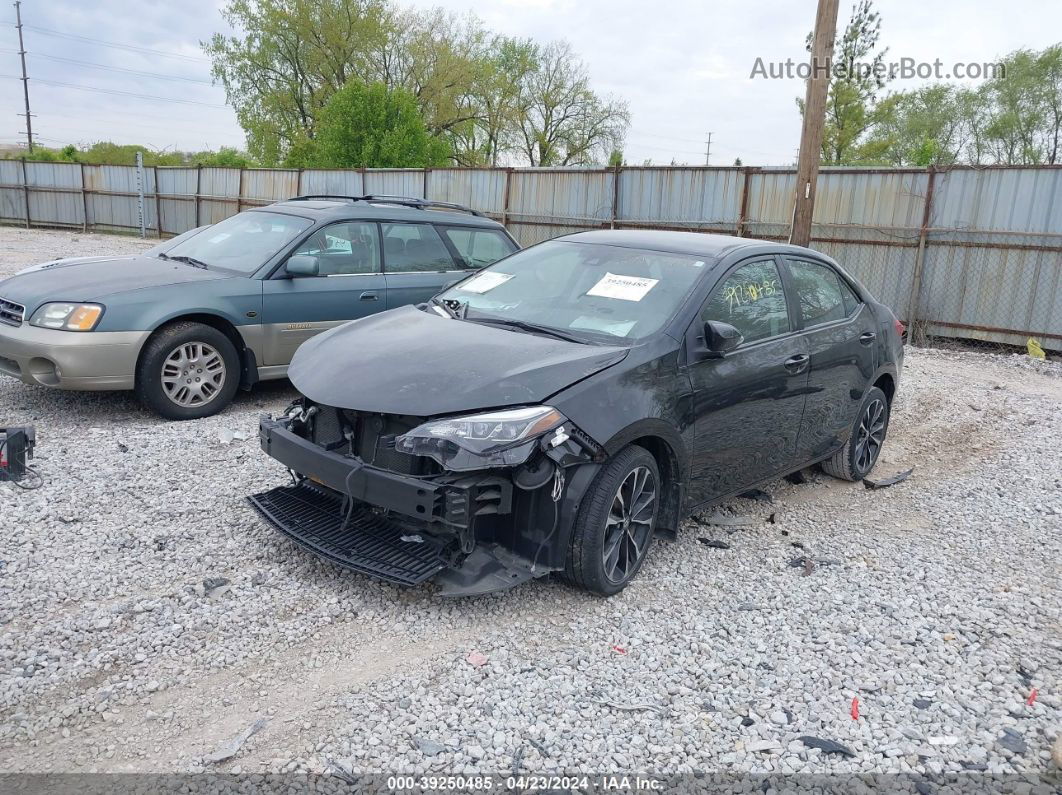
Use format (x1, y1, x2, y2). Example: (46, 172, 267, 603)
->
(395, 405, 566, 471)
(29, 302, 104, 331)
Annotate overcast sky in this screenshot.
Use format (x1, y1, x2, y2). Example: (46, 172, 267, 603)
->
(1, 0, 1058, 165)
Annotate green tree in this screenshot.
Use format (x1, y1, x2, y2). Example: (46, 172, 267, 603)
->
(449, 36, 538, 166)
(305, 81, 449, 168)
(189, 147, 257, 168)
(978, 46, 1062, 164)
(514, 40, 630, 166)
(204, 0, 391, 164)
(861, 85, 978, 166)
(798, 0, 890, 164)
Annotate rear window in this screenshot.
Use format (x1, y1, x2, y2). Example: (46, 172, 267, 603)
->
(786, 259, 849, 327)
(440, 226, 517, 269)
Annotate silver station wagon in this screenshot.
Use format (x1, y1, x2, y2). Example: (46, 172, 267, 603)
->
(0, 195, 518, 419)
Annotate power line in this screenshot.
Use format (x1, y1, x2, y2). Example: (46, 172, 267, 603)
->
(0, 75, 227, 107)
(35, 113, 234, 137)
(0, 49, 213, 84)
(22, 24, 208, 63)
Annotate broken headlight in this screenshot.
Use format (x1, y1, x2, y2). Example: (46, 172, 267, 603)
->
(395, 406, 566, 471)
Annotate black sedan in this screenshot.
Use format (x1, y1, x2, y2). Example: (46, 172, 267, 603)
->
(249, 231, 904, 596)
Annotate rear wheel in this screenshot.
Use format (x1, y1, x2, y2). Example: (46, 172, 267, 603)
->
(564, 445, 660, 596)
(136, 322, 240, 420)
(821, 386, 889, 481)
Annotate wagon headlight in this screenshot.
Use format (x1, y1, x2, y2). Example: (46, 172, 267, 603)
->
(396, 406, 566, 471)
(29, 302, 104, 331)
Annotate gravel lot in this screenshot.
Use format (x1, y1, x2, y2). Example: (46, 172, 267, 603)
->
(0, 226, 1059, 782)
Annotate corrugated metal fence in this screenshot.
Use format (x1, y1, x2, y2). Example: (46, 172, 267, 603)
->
(1, 161, 1059, 351)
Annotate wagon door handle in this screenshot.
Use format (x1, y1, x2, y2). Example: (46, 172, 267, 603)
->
(359, 291, 379, 301)
(859, 331, 876, 345)
(783, 353, 810, 373)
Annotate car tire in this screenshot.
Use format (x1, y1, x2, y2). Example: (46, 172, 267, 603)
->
(563, 444, 660, 596)
(821, 386, 890, 481)
(135, 322, 241, 420)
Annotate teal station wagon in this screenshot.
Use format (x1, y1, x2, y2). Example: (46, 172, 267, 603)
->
(0, 196, 518, 418)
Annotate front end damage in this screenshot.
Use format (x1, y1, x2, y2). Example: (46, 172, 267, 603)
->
(248, 399, 605, 595)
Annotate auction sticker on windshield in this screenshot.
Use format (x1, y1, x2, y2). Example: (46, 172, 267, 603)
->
(460, 271, 514, 294)
(586, 272, 659, 301)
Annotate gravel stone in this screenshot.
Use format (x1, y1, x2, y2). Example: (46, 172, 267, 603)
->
(0, 227, 1059, 777)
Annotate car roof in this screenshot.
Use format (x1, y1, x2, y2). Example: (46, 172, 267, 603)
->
(256, 198, 506, 229)
(555, 229, 822, 260)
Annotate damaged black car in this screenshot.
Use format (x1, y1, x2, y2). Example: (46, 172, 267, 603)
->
(249, 230, 904, 596)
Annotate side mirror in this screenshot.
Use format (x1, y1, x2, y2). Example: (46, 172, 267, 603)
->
(702, 320, 743, 358)
(285, 254, 319, 277)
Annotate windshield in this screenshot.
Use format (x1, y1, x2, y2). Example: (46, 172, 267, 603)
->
(163, 211, 313, 274)
(438, 241, 710, 341)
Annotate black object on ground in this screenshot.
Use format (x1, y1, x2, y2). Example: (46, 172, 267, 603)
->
(913, 698, 933, 709)
(799, 735, 856, 757)
(739, 488, 773, 503)
(0, 426, 36, 483)
(698, 538, 731, 550)
(863, 467, 914, 490)
(996, 729, 1028, 754)
(785, 470, 810, 485)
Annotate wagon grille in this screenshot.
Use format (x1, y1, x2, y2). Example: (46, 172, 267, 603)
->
(0, 297, 25, 327)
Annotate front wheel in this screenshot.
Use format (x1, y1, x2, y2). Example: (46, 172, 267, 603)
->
(135, 322, 240, 420)
(821, 386, 890, 481)
(564, 445, 660, 596)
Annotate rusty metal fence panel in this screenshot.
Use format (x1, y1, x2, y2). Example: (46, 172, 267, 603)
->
(506, 168, 615, 245)
(617, 166, 743, 233)
(0, 161, 1059, 350)
(426, 168, 507, 218)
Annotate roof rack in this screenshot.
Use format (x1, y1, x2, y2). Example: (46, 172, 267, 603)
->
(285, 194, 484, 217)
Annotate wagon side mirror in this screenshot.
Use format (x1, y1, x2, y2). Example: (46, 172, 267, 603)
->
(701, 321, 743, 358)
(285, 254, 320, 277)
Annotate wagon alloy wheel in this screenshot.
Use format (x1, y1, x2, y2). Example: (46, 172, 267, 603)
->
(601, 465, 657, 584)
(854, 397, 886, 473)
(160, 342, 227, 407)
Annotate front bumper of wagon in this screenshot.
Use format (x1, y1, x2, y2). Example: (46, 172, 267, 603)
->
(0, 320, 147, 390)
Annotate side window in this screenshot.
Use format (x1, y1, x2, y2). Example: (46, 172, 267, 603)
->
(440, 227, 517, 269)
(840, 277, 861, 316)
(701, 259, 790, 344)
(381, 223, 456, 272)
(786, 259, 849, 326)
(292, 221, 379, 276)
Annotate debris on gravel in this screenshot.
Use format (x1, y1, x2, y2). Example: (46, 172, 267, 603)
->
(0, 228, 1060, 779)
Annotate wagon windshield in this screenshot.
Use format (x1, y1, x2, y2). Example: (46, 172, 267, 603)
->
(162, 211, 313, 274)
(438, 241, 708, 341)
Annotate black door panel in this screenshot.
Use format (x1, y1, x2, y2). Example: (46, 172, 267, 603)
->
(687, 336, 811, 504)
(686, 256, 809, 506)
(784, 258, 879, 462)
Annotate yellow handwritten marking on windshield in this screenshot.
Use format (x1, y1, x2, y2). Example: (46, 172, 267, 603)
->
(725, 279, 778, 310)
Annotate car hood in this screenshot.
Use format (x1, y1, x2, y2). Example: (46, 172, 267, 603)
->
(0, 255, 230, 312)
(289, 305, 630, 416)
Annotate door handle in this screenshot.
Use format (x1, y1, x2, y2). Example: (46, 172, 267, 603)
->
(783, 353, 810, 373)
(359, 291, 379, 301)
(859, 331, 876, 345)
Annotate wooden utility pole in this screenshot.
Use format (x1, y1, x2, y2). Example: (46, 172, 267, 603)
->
(789, 0, 840, 247)
(13, 1, 33, 153)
